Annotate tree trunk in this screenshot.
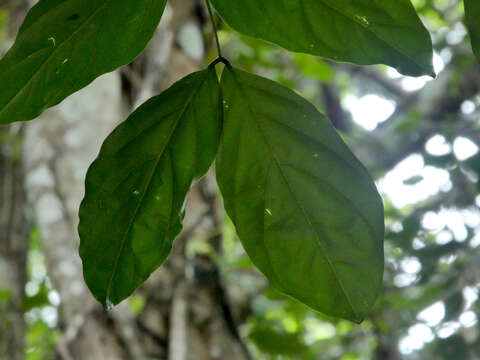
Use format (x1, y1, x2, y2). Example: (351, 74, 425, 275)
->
(0, 2, 32, 358)
(0, 126, 29, 360)
(20, 0, 251, 358)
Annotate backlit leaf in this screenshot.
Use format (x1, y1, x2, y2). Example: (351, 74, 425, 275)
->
(79, 67, 221, 307)
(0, 0, 167, 124)
(210, 0, 434, 76)
(216, 66, 384, 322)
(465, 0, 480, 62)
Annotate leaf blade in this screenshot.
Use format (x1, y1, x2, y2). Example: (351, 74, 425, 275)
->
(0, 0, 167, 124)
(216, 66, 384, 322)
(210, 0, 434, 77)
(465, 0, 480, 62)
(79, 67, 221, 306)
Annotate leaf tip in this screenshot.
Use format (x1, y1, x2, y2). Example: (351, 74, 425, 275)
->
(103, 296, 115, 312)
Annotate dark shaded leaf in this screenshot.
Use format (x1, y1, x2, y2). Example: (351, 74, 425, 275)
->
(79, 67, 221, 307)
(403, 175, 424, 186)
(22, 283, 49, 311)
(465, 0, 480, 62)
(444, 291, 464, 322)
(210, 0, 434, 76)
(249, 326, 308, 355)
(216, 66, 384, 322)
(431, 334, 469, 360)
(0, 0, 167, 124)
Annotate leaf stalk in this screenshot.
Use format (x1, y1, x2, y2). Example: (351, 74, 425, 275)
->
(205, 0, 223, 58)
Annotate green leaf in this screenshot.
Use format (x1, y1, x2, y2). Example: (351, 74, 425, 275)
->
(210, 0, 434, 77)
(79, 67, 221, 307)
(249, 325, 309, 356)
(216, 66, 384, 323)
(465, 0, 480, 62)
(0, 0, 167, 125)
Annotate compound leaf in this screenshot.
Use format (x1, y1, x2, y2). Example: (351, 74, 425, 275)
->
(0, 0, 167, 125)
(79, 67, 221, 307)
(210, 0, 434, 77)
(216, 66, 384, 322)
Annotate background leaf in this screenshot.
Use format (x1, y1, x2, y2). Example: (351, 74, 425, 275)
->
(210, 0, 434, 77)
(464, 0, 480, 62)
(0, 0, 167, 125)
(216, 66, 384, 323)
(78, 67, 221, 307)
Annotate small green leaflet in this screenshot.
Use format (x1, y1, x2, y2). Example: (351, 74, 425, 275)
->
(216, 66, 384, 322)
(79, 67, 221, 307)
(0, 0, 167, 125)
(210, 0, 434, 77)
(465, 0, 480, 62)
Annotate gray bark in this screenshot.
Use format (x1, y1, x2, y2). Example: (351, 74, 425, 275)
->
(0, 125, 29, 360)
(0, 2, 32, 359)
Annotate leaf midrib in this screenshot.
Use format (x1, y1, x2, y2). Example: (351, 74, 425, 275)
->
(105, 71, 210, 303)
(228, 68, 360, 319)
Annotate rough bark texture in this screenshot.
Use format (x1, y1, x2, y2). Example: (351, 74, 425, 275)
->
(0, 126, 29, 360)
(18, 0, 251, 358)
(0, 2, 31, 359)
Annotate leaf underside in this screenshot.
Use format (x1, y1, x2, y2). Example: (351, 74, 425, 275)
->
(210, 0, 434, 77)
(216, 66, 384, 322)
(0, 0, 167, 125)
(79, 67, 222, 306)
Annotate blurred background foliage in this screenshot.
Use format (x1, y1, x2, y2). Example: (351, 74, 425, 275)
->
(3, 0, 480, 358)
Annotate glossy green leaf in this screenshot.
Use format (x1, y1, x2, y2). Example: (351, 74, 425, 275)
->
(0, 0, 167, 125)
(216, 66, 384, 323)
(465, 0, 480, 61)
(79, 67, 221, 307)
(210, 0, 434, 77)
